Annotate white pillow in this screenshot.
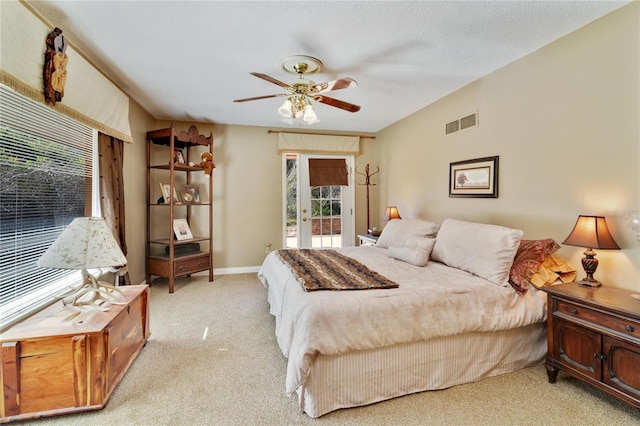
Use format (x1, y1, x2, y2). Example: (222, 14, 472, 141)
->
(431, 219, 523, 286)
(388, 240, 435, 267)
(376, 219, 440, 248)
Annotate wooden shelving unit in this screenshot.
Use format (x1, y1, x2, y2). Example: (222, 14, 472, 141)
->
(145, 125, 214, 293)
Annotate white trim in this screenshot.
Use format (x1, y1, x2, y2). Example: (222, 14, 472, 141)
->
(187, 267, 261, 277)
(214, 266, 261, 275)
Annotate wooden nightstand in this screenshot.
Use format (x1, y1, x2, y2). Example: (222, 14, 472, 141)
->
(358, 234, 379, 246)
(544, 282, 640, 409)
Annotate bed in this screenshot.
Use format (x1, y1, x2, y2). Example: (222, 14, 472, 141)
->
(258, 218, 567, 418)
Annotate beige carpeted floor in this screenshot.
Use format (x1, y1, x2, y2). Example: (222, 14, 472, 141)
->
(22, 274, 640, 425)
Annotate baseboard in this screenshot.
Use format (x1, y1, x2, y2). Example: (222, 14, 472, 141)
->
(213, 266, 261, 275)
(136, 266, 261, 287)
(174, 266, 261, 277)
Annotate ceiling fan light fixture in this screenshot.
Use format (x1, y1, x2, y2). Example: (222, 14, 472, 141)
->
(278, 98, 293, 118)
(303, 104, 317, 123)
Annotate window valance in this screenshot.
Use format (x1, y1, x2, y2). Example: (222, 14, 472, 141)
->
(278, 132, 360, 155)
(0, 1, 133, 142)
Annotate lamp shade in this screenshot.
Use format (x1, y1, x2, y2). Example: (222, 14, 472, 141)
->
(36, 217, 127, 270)
(562, 215, 620, 250)
(383, 206, 402, 221)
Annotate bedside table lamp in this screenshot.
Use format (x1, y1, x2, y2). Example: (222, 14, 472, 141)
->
(36, 217, 127, 308)
(383, 206, 402, 221)
(562, 215, 620, 287)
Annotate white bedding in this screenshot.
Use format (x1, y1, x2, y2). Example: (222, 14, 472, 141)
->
(258, 246, 547, 396)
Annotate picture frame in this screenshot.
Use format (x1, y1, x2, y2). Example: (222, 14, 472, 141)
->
(181, 185, 200, 204)
(159, 182, 179, 204)
(173, 218, 193, 240)
(174, 148, 186, 165)
(449, 156, 499, 198)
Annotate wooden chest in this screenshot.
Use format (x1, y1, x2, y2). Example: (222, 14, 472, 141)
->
(0, 285, 150, 422)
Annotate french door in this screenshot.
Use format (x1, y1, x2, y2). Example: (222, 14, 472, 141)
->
(284, 153, 354, 249)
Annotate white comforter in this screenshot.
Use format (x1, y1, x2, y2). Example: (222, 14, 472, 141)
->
(257, 246, 547, 395)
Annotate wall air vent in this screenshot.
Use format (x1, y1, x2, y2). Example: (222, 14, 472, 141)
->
(446, 120, 460, 134)
(460, 113, 477, 129)
(446, 112, 478, 135)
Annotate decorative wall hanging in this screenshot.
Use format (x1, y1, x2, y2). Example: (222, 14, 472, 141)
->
(449, 156, 499, 198)
(43, 27, 68, 105)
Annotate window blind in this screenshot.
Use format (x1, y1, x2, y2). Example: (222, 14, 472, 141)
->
(0, 84, 94, 330)
(308, 158, 349, 187)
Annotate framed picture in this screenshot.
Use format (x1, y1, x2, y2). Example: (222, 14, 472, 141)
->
(159, 182, 179, 203)
(181, 185, 200, 204)
(174, 148, 186, 165)
(173, 218, 193, 240)
(449, 156, 499, 198)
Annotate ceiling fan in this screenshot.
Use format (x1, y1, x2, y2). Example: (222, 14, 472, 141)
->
(233, 55, 360, 124)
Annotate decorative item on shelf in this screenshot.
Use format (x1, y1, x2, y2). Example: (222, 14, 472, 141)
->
(627, 211, 640, 242)
(159, 182, 179, 204)
(36, 217, 126, 309)
(181, 185, 200, 204)
(197, 151, 216, 175)
(562, 215, 620, 287)
(356, 163, 380, 231)
(174, 148, 186, 165)
(173, 218, 193, 240)
(43, 27, 68, 105)
(383, 206, 402, 222)
(165, 242, 200, 257)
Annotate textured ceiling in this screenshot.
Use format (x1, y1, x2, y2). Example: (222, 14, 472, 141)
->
(26, 1, 630, 133)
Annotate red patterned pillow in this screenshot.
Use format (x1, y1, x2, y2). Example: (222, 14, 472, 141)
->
(509, 239, 561, 295)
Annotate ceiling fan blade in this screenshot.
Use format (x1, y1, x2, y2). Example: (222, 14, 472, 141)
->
(314, 95, 361, 113)
(250, 72, 291, 89)
(233, 94, 286, 103)
(311, 78, 358, 94)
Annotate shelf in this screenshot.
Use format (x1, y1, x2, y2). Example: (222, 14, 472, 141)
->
(149, 164, 204, 172)
(149, 236, 210, 245)
(150, 203, 211, 207)
(147, 126, 212, 148)
(148, 251, 206, 261)
(146, 125, 214, 293)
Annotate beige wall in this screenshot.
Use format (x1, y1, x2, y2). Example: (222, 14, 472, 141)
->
(121, 100, 155, 285)
(375, 3, 639, 291)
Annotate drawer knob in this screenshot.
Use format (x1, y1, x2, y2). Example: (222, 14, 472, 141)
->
(569, 308, 578, 315)
(626, 325, 634, 333)
(179, 265, 188, 271)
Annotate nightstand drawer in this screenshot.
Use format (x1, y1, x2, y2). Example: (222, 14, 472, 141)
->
(175, 253, 210, 276)
(556, 300, 640, 342)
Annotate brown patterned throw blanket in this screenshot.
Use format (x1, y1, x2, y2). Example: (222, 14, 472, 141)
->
(275, 249, 398, 291)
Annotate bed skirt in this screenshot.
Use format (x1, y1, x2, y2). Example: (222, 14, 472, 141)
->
(296, 322, 546, 418)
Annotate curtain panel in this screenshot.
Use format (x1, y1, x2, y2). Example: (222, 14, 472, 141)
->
(98, 133, 130, 284)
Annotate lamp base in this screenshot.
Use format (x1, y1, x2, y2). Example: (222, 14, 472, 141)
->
(577, 278, 602, 288)
(58, 271, 126, 309)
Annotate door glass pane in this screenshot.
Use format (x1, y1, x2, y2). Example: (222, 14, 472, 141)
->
(311, 184, 342, 248)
